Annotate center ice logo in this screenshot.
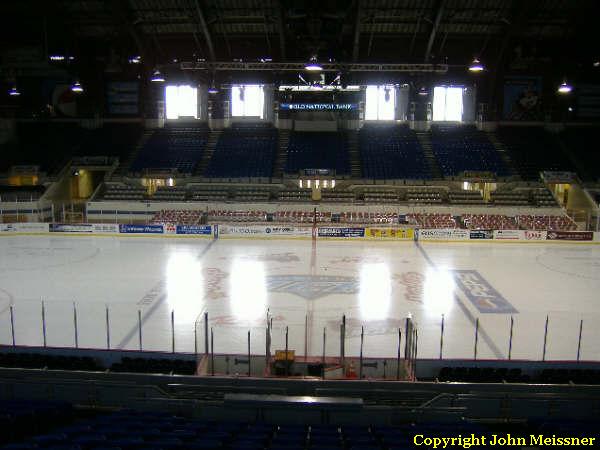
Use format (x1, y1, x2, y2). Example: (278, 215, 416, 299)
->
(266, 275, 359, 300)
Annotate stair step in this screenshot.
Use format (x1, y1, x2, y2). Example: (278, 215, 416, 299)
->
(195, 130, 222, 176)
(487, 132, 519, 178)
(416, 132, 442, 179)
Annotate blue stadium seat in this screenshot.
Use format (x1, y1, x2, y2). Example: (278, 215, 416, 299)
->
(205, 124, 277, 177)
(130, 125, 208, 174)
(430, 125, 509, 176)
(359, 124, 430, 179)
(284, 132, 349, 175)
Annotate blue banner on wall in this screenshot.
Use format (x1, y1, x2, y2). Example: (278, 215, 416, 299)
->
(452, 270, 518, 314)
(318, 227, 365, 238)
(176, 225, 212, 235)
(119, 224, 164, 234)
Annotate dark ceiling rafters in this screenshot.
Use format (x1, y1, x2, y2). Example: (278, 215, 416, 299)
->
(352, 0, 362, 63)
(277, 0, 286, 61)
(192, 0, 216, 61)
(424, 0, 447, 62)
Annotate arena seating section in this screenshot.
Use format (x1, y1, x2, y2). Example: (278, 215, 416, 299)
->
(130, 124, 208, 174)
(359, 125, 429, 179)
(517, 214, 577, 230)
(560, 126, 600, 181)
(285, 132, 349, 175)
(1, 123, 142, 174)
(206, 124, 277, 178)
(406, 213, 456, 228)
(0, 186, 46, 202)
(430, 125, 510, 177)
(0, 404, 496, 450)
(149, 209, 578, 230)
(151, 210, 202, 225)
(462, 214, 518, 230)
(497, 126, 575, 180)
(2, 398, 598, 449)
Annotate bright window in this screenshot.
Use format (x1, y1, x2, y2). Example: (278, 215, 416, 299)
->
(433, 86, 463, 121)
(231, 85, 264, 118)
(365, 85, 395, 120)
(165, 85, 198, 119)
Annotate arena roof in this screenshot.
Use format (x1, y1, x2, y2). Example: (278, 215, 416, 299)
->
(1, 0, 596, 66)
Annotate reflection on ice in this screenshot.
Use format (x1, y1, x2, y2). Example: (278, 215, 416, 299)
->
(359, 263, 391, 320)
(230, 259, 267, 321)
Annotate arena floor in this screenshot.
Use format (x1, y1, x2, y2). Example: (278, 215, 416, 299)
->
(0, 235, 599, 362)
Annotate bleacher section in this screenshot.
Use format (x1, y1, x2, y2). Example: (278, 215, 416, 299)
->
(0, 406, 519, 450)
(532, 188, 558, 207)
(102, 184, 146, 200)
(189, 186, 230, 201)
(77, 123, 142, 161)
(489, 190, 529, 205)
(234, 187, 272, 202)
(405, 188, 444, 204)
(285, 132, 350, 175)
(278, 190, 312, 202)
(339, 212, 397, 223)
(209, 210, 267, 222)
(275, 210, 328, 223)
(362, 189, 398, 203)
(0, 186, 46, 202)
(1, 123, 142, 174)
(517, 214, 577, 230)
(130, 125, 208, 174)
(498, 126, 575, 180)
(205, 124, 277, 178)
(462, 214, 518, 230)
(448, 190, 485, 204)
(560, 127, 600, 181)
(151, 210, 202, 225)
(359, 125, 430, 179)
(407, 213, 456, 228)
(152, 186, 186, 201)
(320, 190, 354, 203)
(430, 125, 510, 177)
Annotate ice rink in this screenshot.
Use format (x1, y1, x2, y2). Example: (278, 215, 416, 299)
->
(1, 234, 599, 361)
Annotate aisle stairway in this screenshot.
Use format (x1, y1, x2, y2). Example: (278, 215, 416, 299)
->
(347, 130, 361, 178)
(195, 130, 222, 176)
(415, 132, 442, 179)
(272, 129, 290, 178)
(487, 131, 518, 178)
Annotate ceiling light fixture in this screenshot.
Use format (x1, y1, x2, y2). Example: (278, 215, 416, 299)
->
(557, 80, 573, 94)
(305, 56, 323, 72)
(71, 81, 84, 93)
(150, 69, 165, 83)
(468, 57, 484, 72)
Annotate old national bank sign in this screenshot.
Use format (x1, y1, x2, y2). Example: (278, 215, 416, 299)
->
(279, 103, 358, 110)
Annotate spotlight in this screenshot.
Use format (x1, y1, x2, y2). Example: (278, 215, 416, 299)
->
(305, 56, 323, 72)
(128, 55, 141, 64)
(468, 57, 484, 72)
(71, 81, 84, 93)
(150, 69, 165, 83)
(8, 86, 20, 96)
(418, 86, 428, 96)
(207, 85, 219, 94)
(557, 80, 573, 94)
